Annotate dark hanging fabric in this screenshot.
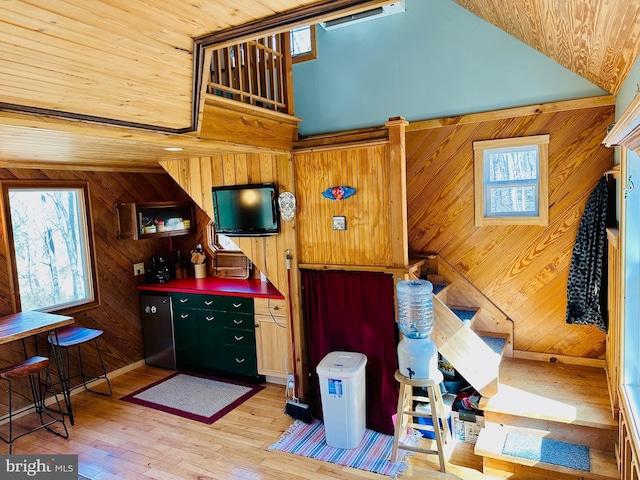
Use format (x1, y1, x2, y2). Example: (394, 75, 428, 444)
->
(301, 269, 398, 435)
(565, 176, 609, 332)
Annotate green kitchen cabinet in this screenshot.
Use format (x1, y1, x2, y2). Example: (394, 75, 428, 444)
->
(172, 305, 200, 368)
(172, 292, 257, 376)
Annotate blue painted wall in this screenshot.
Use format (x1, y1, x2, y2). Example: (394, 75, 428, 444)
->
(292, 0, 606, 135)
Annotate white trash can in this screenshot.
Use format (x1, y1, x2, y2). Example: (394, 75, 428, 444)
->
(316, 351, 367, 449)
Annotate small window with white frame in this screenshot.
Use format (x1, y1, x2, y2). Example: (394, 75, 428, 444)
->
(290, 25, 317, 63)
(473, 135, 549, 226)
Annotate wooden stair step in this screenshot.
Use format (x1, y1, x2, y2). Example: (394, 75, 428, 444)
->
(449, 306, 479, 327)
(476, 331, 509, 357)
(475, 423, 618, 480)
(479, 357, 617, 430)
(431, 282, 448, 296)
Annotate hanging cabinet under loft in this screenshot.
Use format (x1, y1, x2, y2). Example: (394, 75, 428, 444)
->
(115, 201, 195, 240)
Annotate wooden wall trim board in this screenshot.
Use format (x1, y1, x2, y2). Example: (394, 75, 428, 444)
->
(407, 95, 615, 132)
(297, 263, 416, 275)
(386, 117, 409, 268)
(295, 129, 390, 150)
(294, 138, 389, 154)
(606, 227, 621, 417)
(513, 350, 606, 368)
(604, 91, 640, 154)
(620, 387, 640, 479)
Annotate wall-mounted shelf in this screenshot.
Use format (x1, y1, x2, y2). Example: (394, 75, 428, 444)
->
(115, 201, 195, 240)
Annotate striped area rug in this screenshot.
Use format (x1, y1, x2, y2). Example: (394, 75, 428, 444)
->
(268, 419, 414, 477)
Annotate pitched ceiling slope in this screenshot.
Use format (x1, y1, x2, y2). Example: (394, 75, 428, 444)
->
(452, 0, 640, 95)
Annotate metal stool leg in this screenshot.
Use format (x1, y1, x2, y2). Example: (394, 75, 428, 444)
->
(0, 358, 68, 453)
(77, 340, 112, 396)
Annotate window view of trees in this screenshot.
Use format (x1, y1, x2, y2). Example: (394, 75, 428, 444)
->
(8, 187, 92, 311)
(485, 147, 539, 216)
(290, 25, 316, 63)
(473, 134, 548, 226)
(290, 26, 312, 56)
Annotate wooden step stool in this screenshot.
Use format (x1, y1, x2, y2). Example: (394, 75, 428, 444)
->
(391, 369, 450, 472)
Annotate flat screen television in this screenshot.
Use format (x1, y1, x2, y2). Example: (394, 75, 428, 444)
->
(211, 183, 280, 237)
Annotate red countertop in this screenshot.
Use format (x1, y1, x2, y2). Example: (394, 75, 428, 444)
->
(137, 277, 284, 299)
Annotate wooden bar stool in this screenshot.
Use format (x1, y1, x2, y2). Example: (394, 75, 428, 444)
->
(0, 356, 68, 453)
(48, 326, 112, 425)
(391, 369, 450, 472)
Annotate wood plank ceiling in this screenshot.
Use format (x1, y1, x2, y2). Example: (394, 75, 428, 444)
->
(1, 0, 640, 170)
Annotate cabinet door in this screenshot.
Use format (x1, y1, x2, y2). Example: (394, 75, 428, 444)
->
(255, 314, 289, 378)
(173, 307, 200, 368)
(115, 203, 138, 240)
(199, 309, 225, 370)
(225, 345, 257, 376)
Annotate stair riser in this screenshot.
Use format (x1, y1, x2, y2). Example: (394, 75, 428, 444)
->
(484, 457, 618, 480)
(484, 412, 617, 451)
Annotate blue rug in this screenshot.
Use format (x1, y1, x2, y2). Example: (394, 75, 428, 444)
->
(502, 432, 590, 471)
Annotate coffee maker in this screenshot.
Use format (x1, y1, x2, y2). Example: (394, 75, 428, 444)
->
(148, 255, 171, 284)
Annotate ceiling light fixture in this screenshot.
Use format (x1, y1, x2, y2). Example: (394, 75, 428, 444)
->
(164, 147, 183, 152)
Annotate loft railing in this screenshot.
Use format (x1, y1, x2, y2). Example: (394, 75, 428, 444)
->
(201, 33, 292, 115)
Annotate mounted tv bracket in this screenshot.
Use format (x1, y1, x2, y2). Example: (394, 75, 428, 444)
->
(278, 192, 296, 222)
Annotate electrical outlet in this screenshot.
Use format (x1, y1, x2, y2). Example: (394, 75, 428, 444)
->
(287, 373, 295, 389)
(133, 262, 145, 276)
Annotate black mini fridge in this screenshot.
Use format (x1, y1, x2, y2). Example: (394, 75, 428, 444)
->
(139, 292, 176, 369)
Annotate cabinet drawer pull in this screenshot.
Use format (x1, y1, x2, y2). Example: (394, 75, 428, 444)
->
(232, 302, 242, 308)
(205, 316, 215, 322)
(234, 335, 244, 341)
(179, 298, 188, 303)
(235, 358, 246, 364)
(233, 319, 243, 325)
(204, 300, 214, 306)
(180, 313, 190, 319)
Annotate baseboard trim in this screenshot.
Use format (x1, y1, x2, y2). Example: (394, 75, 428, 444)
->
(513, 350, 605, 368)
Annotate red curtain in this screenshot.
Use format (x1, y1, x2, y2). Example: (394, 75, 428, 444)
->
(301, 269, 398, 435)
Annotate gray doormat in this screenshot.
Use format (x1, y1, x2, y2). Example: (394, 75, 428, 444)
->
(502, 432, 590, 471)
(120, 371, 264, 424)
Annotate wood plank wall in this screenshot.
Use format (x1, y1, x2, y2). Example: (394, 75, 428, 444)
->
(406, 104, 615, 359)
(159, 153, 304, 390)
(294, 142, 394, 267)
(160, 153, 294, 296)
(0, 168, 199, 409)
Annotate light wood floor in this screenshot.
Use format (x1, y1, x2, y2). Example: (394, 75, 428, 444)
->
(13, 365, 498, 480)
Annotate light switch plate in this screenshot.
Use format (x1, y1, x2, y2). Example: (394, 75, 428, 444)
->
(332, 216, 346, 230)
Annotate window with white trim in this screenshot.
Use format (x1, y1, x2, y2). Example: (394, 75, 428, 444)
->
(473, 135, 550, 226)
(2, 181, 98, 313)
